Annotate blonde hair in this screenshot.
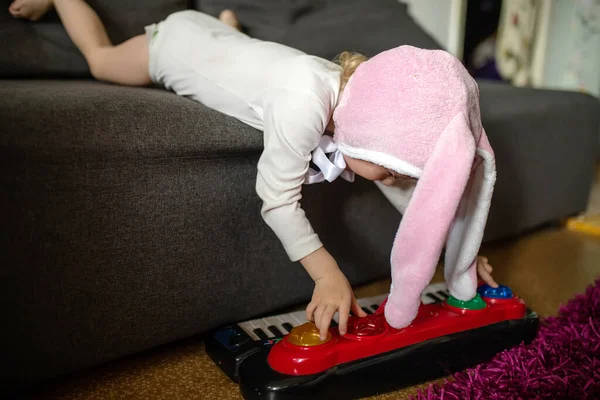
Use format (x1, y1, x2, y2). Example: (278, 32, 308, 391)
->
(334, 51, 368, 92)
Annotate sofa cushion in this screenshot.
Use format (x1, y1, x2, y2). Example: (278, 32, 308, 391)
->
(476, 81, 600, 240)
(195, 0, 441, 60)
(0, 0, 187, 78)
(0, 79, 263, 160)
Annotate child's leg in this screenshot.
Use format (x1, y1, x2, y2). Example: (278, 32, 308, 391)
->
(9, 0, 150, 86)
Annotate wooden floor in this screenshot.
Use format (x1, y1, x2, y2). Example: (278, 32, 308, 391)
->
(28, 169, 600, 400)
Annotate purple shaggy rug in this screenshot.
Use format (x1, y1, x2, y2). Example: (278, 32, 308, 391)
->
(413, 279, 600, 400)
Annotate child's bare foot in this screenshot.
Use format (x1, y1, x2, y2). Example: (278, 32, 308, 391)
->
(9, 0, 53, 21)
(219, 9, 241, 31)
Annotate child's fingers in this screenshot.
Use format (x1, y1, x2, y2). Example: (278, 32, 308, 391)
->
(480, 257, 492, 271)
(351, 296, 367, 318)
(319, 304, 337, 341)
(306, 301, 318, 322)
(313, 304, 325, 330)
(479, 268, 498, 288)
(338, 301, 350, 336)
(9, 7, 21, 17)
(477, 257, 497, 287)
(9, 0, 24, 16)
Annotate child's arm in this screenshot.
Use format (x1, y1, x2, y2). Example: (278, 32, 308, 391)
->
(255, 89, 366, 340)
(301, 247, 366, 340)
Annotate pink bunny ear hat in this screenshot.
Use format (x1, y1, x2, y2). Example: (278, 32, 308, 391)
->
(333, 45, 496, 329)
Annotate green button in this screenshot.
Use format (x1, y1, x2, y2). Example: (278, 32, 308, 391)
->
(446, 293, 486, 310)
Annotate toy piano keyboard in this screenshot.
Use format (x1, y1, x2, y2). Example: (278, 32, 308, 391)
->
(205, 282, 539, 400)
(205, 283, 450, 381)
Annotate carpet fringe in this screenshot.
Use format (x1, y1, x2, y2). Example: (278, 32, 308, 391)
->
(412, 279, 600, 400)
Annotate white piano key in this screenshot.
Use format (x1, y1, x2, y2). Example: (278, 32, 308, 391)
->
(421, 282, 449, 304)
(262, 316, 286, 337)
(238, 321, 261, 341)
(370, 293, 388, 305)
(274, 315, 289, 327)
(357, 298, 375, 313)
(288, 310, 309, 326)
(357, 294, 387, 312)
(421, 295, 437, 304)
(425, 282, 448, 294)
(275, 315, 294, 333)
(332, 312, 339, 323)
(252, 319, 272, 338)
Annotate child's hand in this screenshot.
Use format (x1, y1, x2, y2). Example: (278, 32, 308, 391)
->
(306, 270, 367, 340)
(477, 256, 498, 288)
(300, 247, 367, 340)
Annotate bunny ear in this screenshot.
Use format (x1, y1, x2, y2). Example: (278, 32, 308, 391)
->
(374, 179, 417, 215)
(444, 128, 496, 300)
(384, 113, 476, 329)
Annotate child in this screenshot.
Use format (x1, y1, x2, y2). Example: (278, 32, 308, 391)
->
(10, 1, 498, 341)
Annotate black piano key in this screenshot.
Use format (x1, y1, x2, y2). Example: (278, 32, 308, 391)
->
(268, 325, 284, 337)
(436, 290, 449, 299)
(253, 328, 269, 340)
(371, 304, 380, 310)
(281, 323, 294, 333)
(362, 307, 372, 314)
(426, 293, 443, 303)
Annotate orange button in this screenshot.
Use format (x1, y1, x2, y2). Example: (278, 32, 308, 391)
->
(287, 322, 331, 346)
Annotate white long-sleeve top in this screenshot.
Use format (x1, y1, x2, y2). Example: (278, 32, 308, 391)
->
(146, 10, 343, 261)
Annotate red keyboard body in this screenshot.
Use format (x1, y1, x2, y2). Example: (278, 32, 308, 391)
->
(268, 291, 526, 376)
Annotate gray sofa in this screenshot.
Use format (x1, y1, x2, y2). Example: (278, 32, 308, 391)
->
(1, 0, 599, 390)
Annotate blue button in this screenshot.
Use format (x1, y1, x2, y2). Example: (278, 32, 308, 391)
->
(477, 284, 513, 299)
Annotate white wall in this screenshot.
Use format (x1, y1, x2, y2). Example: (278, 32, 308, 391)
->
(405, 0, 467, 59)
(535, 0, 600, 97)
